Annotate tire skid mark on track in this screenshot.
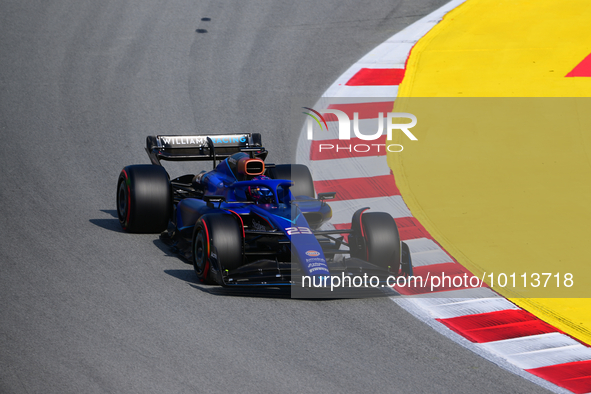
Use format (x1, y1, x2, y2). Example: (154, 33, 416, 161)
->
(296, 1, 591, 392)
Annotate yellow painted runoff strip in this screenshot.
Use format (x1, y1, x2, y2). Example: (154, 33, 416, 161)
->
(390, 0, 591, 344)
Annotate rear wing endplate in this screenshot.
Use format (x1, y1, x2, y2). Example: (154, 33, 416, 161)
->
(145, 133, 267, 165)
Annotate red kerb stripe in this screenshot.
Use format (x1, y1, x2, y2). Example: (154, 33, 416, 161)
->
(437, 309, 558, 343)
(314, 175, 399, 201)
(325, 101, 394, 120)
(346, 68, 406, 86)
(527, 359, 591, 394)
(394, 217, 433, 241)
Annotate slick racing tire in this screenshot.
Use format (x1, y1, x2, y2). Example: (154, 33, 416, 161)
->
(350, 210, 401, 274)
(117, 165, 172, 233)
(192, 213, 243, 285)
(268, 164, 315, 198)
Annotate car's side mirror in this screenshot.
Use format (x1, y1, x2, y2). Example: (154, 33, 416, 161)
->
(204, 195, 225, 208)
(318, 192, 336, 200)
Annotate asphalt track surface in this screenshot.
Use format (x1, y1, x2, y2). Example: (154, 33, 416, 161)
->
(0, 1, 551, 393)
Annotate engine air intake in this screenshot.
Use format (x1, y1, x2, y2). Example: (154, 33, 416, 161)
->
(238, 158, 265, 176)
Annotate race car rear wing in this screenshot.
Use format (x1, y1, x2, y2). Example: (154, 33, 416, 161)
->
(145, 133, 267, 165)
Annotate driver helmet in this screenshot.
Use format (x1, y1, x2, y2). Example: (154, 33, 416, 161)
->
(248, 176, 273, 203)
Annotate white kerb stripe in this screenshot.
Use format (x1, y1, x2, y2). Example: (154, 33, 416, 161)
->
(308, 155, 391, 181)
(481, 333, 591, 369)
(482, 333, 581, 355)
(363, 43, 414, 65)
(414, 298, 520, 319)
(411, 249, 454, 267)
(404, 238, 443, 253)
(500, 345, 591, 370)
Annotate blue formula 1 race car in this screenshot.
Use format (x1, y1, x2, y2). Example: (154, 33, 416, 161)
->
(116, 133, 412, 287)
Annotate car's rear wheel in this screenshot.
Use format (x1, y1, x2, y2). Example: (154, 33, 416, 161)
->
(116, 165, 172, 233)
(192, 213, 243, 284)
(268, 164, 315, 198)
(349, 210, 401, 274)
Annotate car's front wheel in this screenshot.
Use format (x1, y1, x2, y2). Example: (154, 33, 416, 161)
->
(192, 213, 244, 285)
(349, 209, 401, 274)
